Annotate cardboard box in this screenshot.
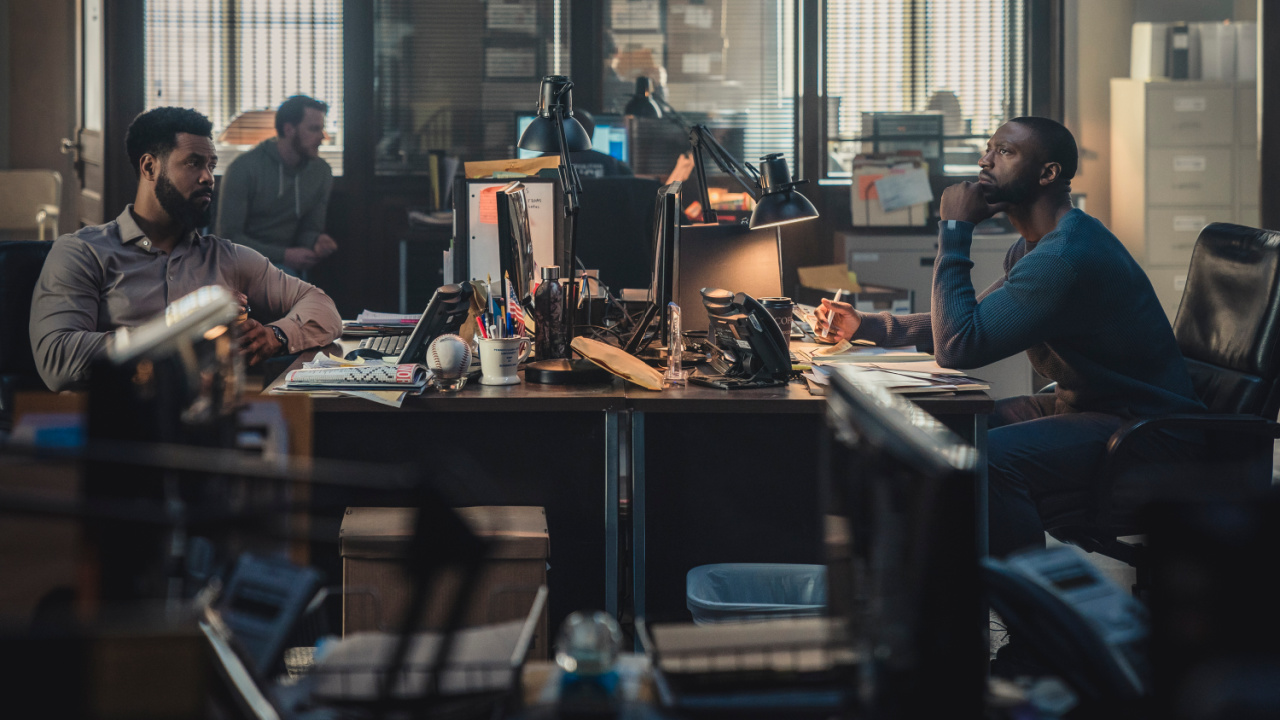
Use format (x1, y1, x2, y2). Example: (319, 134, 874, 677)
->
(795, 264, 912, 315)
(341, 506, 550, 658)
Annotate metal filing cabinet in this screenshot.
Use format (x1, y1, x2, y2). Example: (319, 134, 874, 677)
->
(1111, 78, 1257, 320)
(840, 231, 1033, 400)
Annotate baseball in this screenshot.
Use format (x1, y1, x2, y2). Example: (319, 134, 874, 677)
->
(428, 334, 472, 379)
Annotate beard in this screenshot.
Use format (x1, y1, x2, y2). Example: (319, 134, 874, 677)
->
(980, 164, 1042, 206)
(155, 171, 212, 230)
(290, 133, 314, 164)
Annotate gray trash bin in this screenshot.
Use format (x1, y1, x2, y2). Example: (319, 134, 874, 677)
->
(685, 563, 827, 625)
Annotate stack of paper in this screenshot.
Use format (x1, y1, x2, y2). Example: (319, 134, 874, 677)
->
(802, 358, 988, 396)
(354, 310, 419, 326)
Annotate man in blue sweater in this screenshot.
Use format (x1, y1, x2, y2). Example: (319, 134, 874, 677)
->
(816, 117, 1206, 558)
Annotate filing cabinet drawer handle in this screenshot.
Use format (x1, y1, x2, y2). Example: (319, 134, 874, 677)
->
(920, 257, 933, 267)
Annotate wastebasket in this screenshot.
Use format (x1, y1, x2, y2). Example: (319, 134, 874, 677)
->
(685, 563, 827, 625)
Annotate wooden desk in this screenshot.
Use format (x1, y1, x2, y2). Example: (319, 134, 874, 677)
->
(270, 347, 993, 634)
(272, 345, 628, 638)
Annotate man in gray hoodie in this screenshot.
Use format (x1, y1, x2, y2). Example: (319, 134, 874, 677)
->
(215, 95, 338, 276)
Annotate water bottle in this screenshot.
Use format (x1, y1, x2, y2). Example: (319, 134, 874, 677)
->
(534, 266, 568, 360)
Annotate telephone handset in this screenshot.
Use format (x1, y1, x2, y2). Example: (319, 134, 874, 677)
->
(982, 546, 1150, 702)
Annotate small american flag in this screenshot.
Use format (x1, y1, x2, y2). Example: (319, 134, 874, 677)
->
(505, 274, 525, 336)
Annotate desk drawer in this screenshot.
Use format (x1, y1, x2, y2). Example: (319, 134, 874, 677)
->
(1144, 206, 1230, 265)
(1143, 264, 1190, 322)
(1238, 82, 1256, 145)
(1146, 147, 1233, 205)
(1145, 85, 1235, 146)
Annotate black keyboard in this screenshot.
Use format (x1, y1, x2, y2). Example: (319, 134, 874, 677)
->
(357, 334, 409, 356)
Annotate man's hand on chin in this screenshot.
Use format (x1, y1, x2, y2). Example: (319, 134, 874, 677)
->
(238, 319, 281, 366)
(940, 181, 1011, 225)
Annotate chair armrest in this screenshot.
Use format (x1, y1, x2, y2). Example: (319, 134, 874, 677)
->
(1106, 413, 1280, 455)
(1091, 414, 1280, 525)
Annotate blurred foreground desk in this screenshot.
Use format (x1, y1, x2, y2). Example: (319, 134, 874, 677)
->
(626, 382, 993, 626)
(270, 347, 992, 635)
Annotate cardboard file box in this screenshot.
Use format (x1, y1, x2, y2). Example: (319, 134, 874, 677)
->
(795, 264, 912, 315)
(341, 506, 550, 658)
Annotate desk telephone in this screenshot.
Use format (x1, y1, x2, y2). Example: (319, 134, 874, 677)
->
(983, 546, 1150, 702)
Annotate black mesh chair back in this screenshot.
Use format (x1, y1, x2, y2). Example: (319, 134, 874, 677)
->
(0, 240, 54, 426)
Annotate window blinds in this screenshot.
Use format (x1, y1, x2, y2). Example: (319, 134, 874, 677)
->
(608, 0, 799, 175)
(372, 0, 571, 174)
(824, 0, 1026, 176)
(144, 0, 344, 172)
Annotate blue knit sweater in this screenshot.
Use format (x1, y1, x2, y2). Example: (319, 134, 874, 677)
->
(853, 209, 1205, 418)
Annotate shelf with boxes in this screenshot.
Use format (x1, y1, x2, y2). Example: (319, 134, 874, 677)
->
(1110, 78, 1259, 320)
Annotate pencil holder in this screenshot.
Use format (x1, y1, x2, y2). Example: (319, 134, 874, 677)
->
(478, 337, 532, 385)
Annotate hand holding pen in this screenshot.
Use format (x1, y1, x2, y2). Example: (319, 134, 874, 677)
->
(815, 289, 860, 343)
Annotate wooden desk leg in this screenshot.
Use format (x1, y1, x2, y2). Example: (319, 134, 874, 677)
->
(630, 410, 646, 652)
(605, 409, 621, 621)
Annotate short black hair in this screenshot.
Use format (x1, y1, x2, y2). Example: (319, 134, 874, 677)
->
(1009, 116, 1078, 183)
(125, 107, 214, 178)
(275, 95, 329, 135)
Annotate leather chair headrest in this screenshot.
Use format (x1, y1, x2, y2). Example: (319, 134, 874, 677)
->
(1174, 223, 1280, 384)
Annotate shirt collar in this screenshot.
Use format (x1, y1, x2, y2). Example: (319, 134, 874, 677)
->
(117, 204, 204, 252)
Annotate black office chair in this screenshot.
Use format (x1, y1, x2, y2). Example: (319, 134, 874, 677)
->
(0, 240, 55, 430)
(1039, 223, 1280, 587)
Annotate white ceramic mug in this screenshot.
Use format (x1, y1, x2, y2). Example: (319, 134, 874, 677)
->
(478, 336, 532, 385)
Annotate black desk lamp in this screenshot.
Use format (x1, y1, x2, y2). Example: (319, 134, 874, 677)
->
(518, 75, 611, 385)
(624, 80, 819, 229)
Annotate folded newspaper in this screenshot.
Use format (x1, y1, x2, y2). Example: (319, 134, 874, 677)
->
(282, 363, 431, 392)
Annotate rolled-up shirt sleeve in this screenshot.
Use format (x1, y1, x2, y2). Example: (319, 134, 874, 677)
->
(29, 236, 113, 391)
(234, 244, 341, 353)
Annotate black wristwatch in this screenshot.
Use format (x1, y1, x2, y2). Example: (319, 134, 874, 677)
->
(268, 325, 289, 355)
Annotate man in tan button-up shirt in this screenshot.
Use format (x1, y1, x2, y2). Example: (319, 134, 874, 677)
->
(30, 107, 342, 392)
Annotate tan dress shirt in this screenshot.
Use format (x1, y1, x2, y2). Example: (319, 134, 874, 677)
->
(30, 205, 342, 391)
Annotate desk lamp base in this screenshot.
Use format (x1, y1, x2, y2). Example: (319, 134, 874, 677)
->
(524, 358, 612, 385)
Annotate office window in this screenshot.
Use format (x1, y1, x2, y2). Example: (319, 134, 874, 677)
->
(604, 0, 797, 179)
(824, 0, 1026, 177)
(143, 0, 345, 174)
(373, 0, 572, 175)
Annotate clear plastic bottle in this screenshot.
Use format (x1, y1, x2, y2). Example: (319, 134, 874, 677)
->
(533, 266, 568, 360)
(664, 302, 687, 386)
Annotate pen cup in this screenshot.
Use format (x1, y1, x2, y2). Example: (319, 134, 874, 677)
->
(760, 297, 794, 343)
(478, 336, 532, 386)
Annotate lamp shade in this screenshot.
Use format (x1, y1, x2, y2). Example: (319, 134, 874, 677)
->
(623, 77, 663, 119)
(518, 75, 592, 153)
(749, 154, 819, 229)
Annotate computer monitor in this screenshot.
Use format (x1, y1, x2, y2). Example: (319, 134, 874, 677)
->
(695, 288, 791, 387)
(628, 114, 746, 177)
(395, 282, 475, 364)
(622, 181, 682, 354)
(672, 223, 783, 336)
(515, 112, 629, 163)
(822, 368, 985, 716)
